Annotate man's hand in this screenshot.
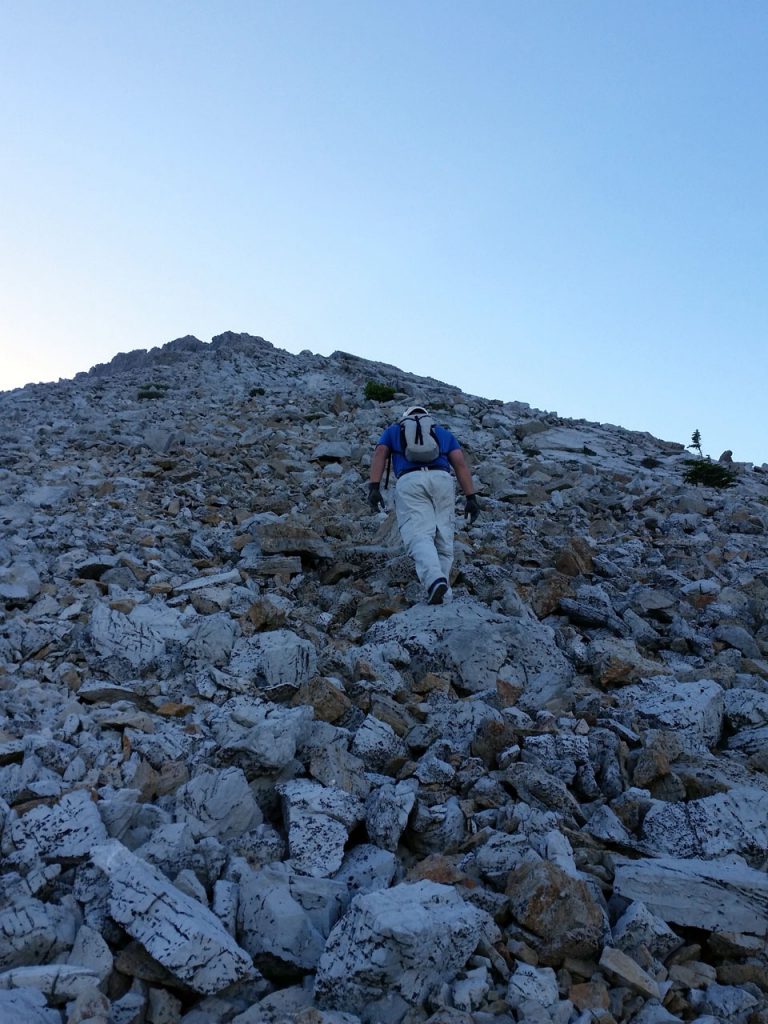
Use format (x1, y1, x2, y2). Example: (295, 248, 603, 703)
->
(368, 483, 385, 511)
(464, 493, 480, 523)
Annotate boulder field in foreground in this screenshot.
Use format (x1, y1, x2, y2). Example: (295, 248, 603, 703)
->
(1, 331, 767, 1023)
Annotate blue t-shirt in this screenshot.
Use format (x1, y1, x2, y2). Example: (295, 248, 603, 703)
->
(378, 422, 460, 479)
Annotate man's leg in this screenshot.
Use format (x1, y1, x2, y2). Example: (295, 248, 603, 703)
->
(395, 473, 443, 591)
(431, 472, 456, 582)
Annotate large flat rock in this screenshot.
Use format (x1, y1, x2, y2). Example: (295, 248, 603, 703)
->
(612, 854, 768, 936)
(640, 784, 768, 861)
(365, 597, 572, 710)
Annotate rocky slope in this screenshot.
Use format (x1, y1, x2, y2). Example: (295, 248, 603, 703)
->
(1, 331, 767, 1024)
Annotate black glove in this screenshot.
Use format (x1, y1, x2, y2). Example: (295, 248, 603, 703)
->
(464, 493, 480, 524)
(368, 483, 385, 511)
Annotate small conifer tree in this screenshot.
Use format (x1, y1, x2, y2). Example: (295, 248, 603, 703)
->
(687, 428, 703, 457)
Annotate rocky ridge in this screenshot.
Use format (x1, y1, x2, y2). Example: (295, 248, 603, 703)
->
(1, 330, 767, 1024)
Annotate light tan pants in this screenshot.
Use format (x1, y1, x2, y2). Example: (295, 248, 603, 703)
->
(394, 470, 455, 593)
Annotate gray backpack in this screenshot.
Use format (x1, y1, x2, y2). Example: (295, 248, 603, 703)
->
(400, 412, 440, 463)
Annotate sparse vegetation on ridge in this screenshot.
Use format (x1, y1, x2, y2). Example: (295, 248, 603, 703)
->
(683, 428, 737, 488)
(136, 381, 169, 400)
(364, 379, 396, 402)
(684, 459, 737, 489)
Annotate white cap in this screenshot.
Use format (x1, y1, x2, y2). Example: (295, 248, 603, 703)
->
(402, 405, 427, 418)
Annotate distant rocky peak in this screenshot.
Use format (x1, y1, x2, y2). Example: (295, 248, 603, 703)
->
(86, 330, 274, 379)
(210, 330, 273, 353)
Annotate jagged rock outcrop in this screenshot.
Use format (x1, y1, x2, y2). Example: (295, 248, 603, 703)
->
(1, 330, 767, 1023)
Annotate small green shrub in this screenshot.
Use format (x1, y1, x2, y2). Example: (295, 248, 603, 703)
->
(137, 380, 169, 400)
(641, 456, 661, 469)
(250, 386, 265, 397)
(683, 459, 736, 489)
(364, 380, 396, 402)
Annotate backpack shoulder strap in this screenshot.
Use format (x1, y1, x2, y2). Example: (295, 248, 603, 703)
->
(396, 422, 406, 454)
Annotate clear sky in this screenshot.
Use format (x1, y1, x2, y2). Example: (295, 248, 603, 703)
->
(2, 1, 766, 463)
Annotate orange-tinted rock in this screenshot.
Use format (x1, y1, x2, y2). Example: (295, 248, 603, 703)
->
(506, 859, 605, 965)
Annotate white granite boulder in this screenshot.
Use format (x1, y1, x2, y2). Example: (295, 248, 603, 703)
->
(452, 965, 491, 1013)
(209, 696, 314, 772)
(25, 485, 73, 508)
(350, 715, 407, 773)
(310, 441, 353, 462)
(640, 785, 768, 861)
(0, 563, 42, 603)
(615, 678, 724, 753)
(409, 693, 505, 756)
(67, 924, 113, 984)
(0, 897, 77, 971)
(278, 779, 365, 877)
(228, 630, 317, 697)
(727, 723, 768, 758)
(0, 988, 60, 1023)
(723, 687, 768, 728)
(713, 623, 762, 659)
(689, 982, 760, 1021)
(4, 789, 107, 861)
(459, 829, 529, 886)
(611, 901, 683, 961)
(364, 780, 418, 852)
(173, 568, 242, 594)
(407, 796, 466, 855)
(333, 844, 398, 897)
(175, 766, 263, 840)
(189, 614, 239, 666)
(235, 861, 327, 970)
(315, 880, 488, 1013)
(521, 425, 612, 455)
(506, 961, 559, 1013)
(0, 964, 100, 1003)
(520, 732, 596, 794)
(92, 839, 257, 993)
(89, 600, 184, 669)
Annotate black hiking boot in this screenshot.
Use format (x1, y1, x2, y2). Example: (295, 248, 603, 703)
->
(427, 578, 448, 605)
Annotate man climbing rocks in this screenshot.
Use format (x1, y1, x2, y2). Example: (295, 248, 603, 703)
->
(368, 404, 480, 605)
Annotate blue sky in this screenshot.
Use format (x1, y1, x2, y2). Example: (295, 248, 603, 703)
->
(2, 1, 766, 463)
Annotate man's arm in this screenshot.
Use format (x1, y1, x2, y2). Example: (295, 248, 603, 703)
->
(447, 448, 475, 496)
(369, 444, 390, 485)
